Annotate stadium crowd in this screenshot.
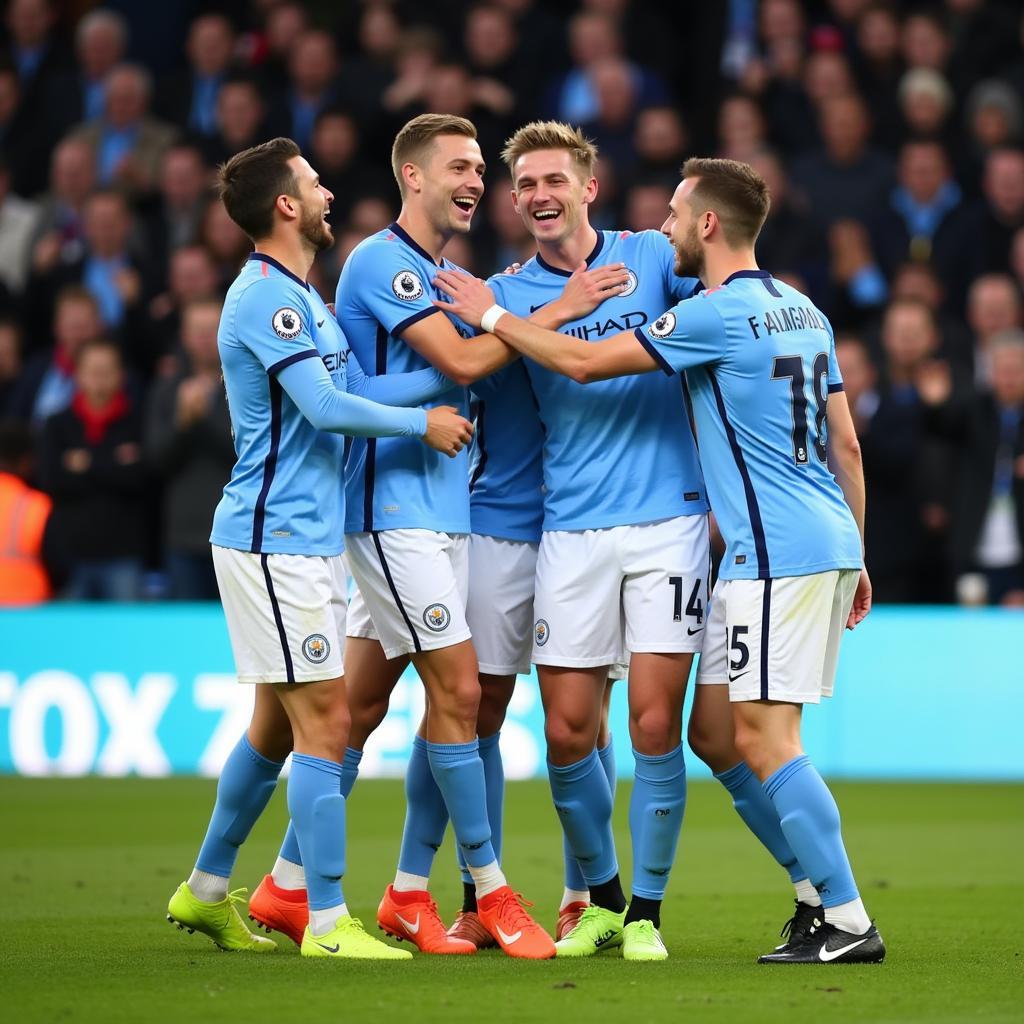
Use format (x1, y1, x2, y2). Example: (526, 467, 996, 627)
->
(0, 0, 1021, 606)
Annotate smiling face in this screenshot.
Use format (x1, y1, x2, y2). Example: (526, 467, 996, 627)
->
(412, 133, 486, 235)
(285, 155, 334, 252)
(511, 148, 596, 245)
(661, 178, 705, 279)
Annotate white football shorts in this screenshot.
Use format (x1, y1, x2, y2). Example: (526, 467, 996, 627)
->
(344, 529, 471, 660)
(532, 514, 710, 668)
(212, 545, 346, 684)
(696, 568, 859, 703)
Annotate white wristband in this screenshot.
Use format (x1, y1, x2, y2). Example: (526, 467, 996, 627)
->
(481, 304, 508, 334)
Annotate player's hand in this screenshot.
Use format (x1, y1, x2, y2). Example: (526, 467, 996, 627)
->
(846, 568, 872, 629)
(432, 270, 496, 329)
(915, 359, 952, 407)
(552, 261, 631, 321)
(502, 262, 523, 275)
(422, 405, 474, 458)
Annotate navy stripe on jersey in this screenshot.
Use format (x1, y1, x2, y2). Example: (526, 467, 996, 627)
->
(362, 325, 389, 532)
(261, 554, 295, 683)
(388, 221, 436, 264)
(268, 348, 319, 376)
(760, 578, 773, 700)
(708, 370, 770, 578)
(536, 231, 604, 276)
(372, 531, 422, 653)
(251, 376, 283, 553)
(634, 327, 675, 374)
(248, 253, 310, 291)
(827, 383, 845, 394)
(394, 305, 441, 337)
(469, 400, 488, 492)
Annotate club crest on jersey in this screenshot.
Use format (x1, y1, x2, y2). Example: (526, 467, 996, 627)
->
(423, 603, 450, 631)
(272, 307, 303, 339)
(392, 270, 425, 301)
(620, 269, 638, 297)
(649, 311, 676, 339)
(535, 618, 550, 646)
(301, 633, 331, 664)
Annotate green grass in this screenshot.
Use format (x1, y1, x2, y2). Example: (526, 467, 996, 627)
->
(2, 778, 1022, 1023)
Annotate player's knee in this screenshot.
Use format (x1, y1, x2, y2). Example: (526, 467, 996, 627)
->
(629, 705, 677, 754)
(436, 676, 481, 727)
(476, 692, 509, 737)
(687, 717, 734, 772)
(545, 715, 592, 763)
(349, 695, 388, 745)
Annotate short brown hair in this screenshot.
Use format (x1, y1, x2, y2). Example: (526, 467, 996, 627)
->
(391, 114, 477, 195)
(681, 157, 770, 247)
(501, 121, 597, 182)
(218, 137, 301, 242)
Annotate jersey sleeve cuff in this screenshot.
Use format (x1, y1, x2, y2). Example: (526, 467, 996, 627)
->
(633, 327, 675, 375)
(827, 382, 845, 393)
(268, 348, 319, 376)
(392, 305, 442, 338)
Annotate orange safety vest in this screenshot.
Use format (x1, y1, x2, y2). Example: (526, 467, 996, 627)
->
(0, 472, 53, 604)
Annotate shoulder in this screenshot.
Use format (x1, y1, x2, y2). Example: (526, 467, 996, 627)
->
(347, 230, 414, 271)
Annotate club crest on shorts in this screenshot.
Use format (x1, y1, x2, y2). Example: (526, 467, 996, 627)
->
(535, 618, 550, 646)
(272, 307, 303, 339)
(392, 270, 425, 301)
(620, 268, 638, 296)
(649, 311, 676, 339)
(423, 603, 450, 631)
(301, 633, 331, 664)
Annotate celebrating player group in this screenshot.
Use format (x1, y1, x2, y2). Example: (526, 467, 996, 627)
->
(165, 111, 886, 967)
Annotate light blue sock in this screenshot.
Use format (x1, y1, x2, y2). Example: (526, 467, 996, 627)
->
(397, 735, 449, 877)
(548, 749, 618, 887)
(629, 745, 687, 899)
(563, 737, 616, 891)
(715, 761, 804, 882)
(288, 753, 345, 911)
(459, 731, 503, 885)
(763, 754, 859, 908)
(427, 739, 496, 869)
(279, 746, 362, 868)
(195, 734, 284, 877)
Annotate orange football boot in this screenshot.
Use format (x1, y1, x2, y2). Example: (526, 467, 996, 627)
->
(447, 910, 497, 949)
(376, 886, 476, 954)
(477, 886, 556, 960)
(248, 874, 308, 947)
(555, 901, 589, 941)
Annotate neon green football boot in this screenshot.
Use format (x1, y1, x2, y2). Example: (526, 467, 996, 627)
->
(553, 904, 626, 957)
(300, 915, 414, 960)
(621, 919, 669, 961)
(166, 882, 276, 952)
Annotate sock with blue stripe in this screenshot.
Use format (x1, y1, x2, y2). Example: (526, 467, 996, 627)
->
(287, 753, 346, 922)
(626, 745, 686, 920)
(562, 737, 616, 905)
(763, 755, 863, 917)
(191, 734, 284, 900)
(459, 731, 503, 910)
(394, 735, 449, 888)
(715, 760, 807, 885)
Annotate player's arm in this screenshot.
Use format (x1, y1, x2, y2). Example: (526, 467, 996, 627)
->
(345, 347, 453, 406)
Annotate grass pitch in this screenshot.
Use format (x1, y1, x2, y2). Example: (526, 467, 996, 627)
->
(2, 778, 1021, 1024)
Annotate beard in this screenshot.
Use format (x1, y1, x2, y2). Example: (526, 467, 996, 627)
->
(299, 202, 334, 252)
(673, 222, 704, 279)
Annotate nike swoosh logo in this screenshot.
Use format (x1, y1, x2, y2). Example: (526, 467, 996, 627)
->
(316, 319, 325, 328)
(396, 913, 420, 935)
(316, 942, 340, 953)
(687, 627, 703, 636)
(819, 936, 870, 962)
(496, 925, 522, 945)
(529, 302, 550, 313)
(728, 672, 748, 682)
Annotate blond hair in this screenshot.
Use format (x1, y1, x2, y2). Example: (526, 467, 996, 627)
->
(391, 113, 477, 195)
(681, 157, 771, 247)
(501, 121, 598, 182)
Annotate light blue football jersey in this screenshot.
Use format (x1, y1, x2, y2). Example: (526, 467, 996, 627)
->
(210, 254, 367, 556)
(469, 359, 544, 543)
(340, 223, 475, 534)
(636, 270, 863, 580)
(488, 229, 708, 532)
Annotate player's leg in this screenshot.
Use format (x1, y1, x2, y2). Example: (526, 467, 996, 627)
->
(724, 571, 884, 964)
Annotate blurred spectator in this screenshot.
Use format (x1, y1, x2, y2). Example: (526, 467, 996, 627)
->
(462, 3, 530, 123)
(380, 28, 443, 123)
(145, 298, 233, 600)
(623, 181, 672, 233)
(902, 11, 952, 76)
(826, 218, 888, 327)
(310, 110, 382, 222)
(580, 56, 641, 174)
(0, 418, 51, 604)
(717, 94, 768, 163)
(0, 156, 39, 294)
(1011, 226, 1024, 298)
(898, 67, 954, 143)
(966, 273, 1023, 384)
(255, 0, 309, 96)
(265, 30, 343, 152)
(852, 2, 904, 151)
(980, 148, 1024, 273)
(873, 139, 981, 313)
(888, 261, 973, 371)
(3, 0, 69, 131)
(964, 79, 1022, 156)
(52, 8, 128, 133)
(199, 199, 250, 291)
(791, 93, 895, 228)
(37, 338, 147, 600)
(156, 13, 236, 139)
(69, 63, 178, 197)
(0, 317, 23, 414)
(631, 105, 688, 183)
(803, 49, 857, 112)
(30, 136, 95, 275)
(9, 285, 101, 424)
(0, 57, 51, 195)
(922, 330, 1024, 606)
(201, 75, 266, 167)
